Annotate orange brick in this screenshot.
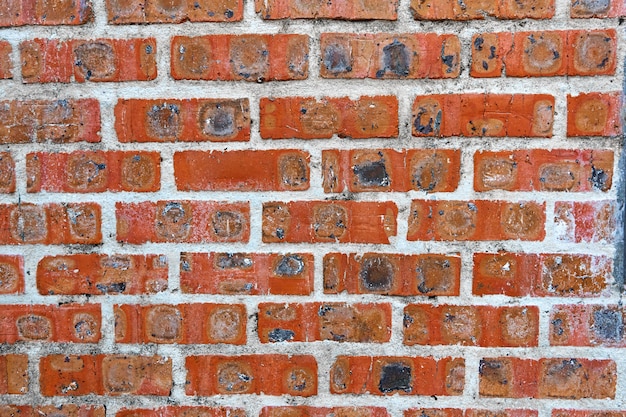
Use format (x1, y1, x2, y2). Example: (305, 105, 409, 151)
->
(412, 94, 554, 137)
(186, 355, 317, 396)
(474, 149, 614, 192)
(115, 98, 250, 142)
(0, 255, 24, 294)
(0, 0, 92, 26)
(262, 407, 391, 417)
(322, 149, 460, 193)
(37, 254, 168, 295)
(171, 35, 308, 81)
(404, 305, 539, 347)
(408, 200, 546, 241)
(571, 0, 626, 17)
(320, 33, 460, 79)
(27, 151, 160, 193)
(330, 356, 464, 396)
(0, 99, 100, 143)
(0, 405, 104, 417)
(107, 0, 242, 23)
(567, 93, 622, 137)
(554, 201, 616, 243)
(258, 302, 391, 343)
(0, 355, 28, 394)
(0, 41, 11, 78)
(256, 0, 397, 19)
(21, 38, 156, 83)
(406, 410, 537, 417)
(411, 0, 554, 19)
(260, 96, 399, 139)
(323, 253, 461, 296)
(116, 201, 250, 243)
(180, 252, 313, 295)
(0, 202, 102, 245)
(117, 408, 244, 417)
(0, 304, 101, 343)
(0, 152, 15, 193)
(263, 201, 397, 244)
(175, 150, 310, 191)
(550, 305, 625, 347)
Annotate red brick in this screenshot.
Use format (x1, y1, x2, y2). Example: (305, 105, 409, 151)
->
(473, 253, 612, 297)
(255, 0, 397, 19)
(27, 151, 160, 193)
(571, 0, 625, 17)
(554, 412, 626, 417)
(0, 202, 102, 244)
(412, 94, 554, 137)
(474, 149, 613, 192)
(117, 408, 244, 417)
(554, 201, 616, 243)
(115, 303, 246, 344)
(550, 305, 625, 346)
(263, 201, 397, 244)
(0, 0, 92, 26)
(37, 254, 167, 295)
(261, 407, 390, 417)
(180, 252, 313, 295)
(479, 357, 616, 399)
(567, 93, 622, 137)
(0, 255, 24, 294)
(0, 99, 100, 143)
(322, 149, 460, 193)
(115, 98, 250, 142)
(471, 30, 617, 78)
(20, 38, 156, 83)
(330, 356, 464, 396)
(320, 33, 460, 79)
(260, 96, 398, 139)
(0, 355, 28, 394)
(175, 150, 310, 191)
(186, 355, 317, 396)
(406, 410, 537, 417)
(107, 0, 242, 23)
(171, 35, 308, 81)
(40, 355, 172, 396)
(258, 302, 391, 343)
(404, 305, 538, 347)
(408, 200, 545, 241)
(0, 41, 11, 79)
(411, 0, 554, 19)
(0, 152, 15, 193)
(116, 201, 249, 243)
(0, 304, 101, 343)
(323, 253, 461, 296)
(0, 405, 104, 417)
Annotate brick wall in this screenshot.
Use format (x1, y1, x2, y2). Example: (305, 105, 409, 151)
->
(0, 0, 624, 416)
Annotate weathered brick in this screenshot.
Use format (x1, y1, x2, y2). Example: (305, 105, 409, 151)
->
(21, 38, 156, 83)
(571, 0, 625, 17)
(412, 94, 554, 137)
(171, 35, 308, 81)
(0, 152, 15, 193)
(186, 355, 317, 396)
(27, 151, 160, 193)
(0, 255, 24, 294)
(263, 201, 397, 243)
(117, 407, 245, 417)
(0, 202, 102, 244)
(474, 149, 613, 192)
(473, 253, 612, 297)
(479, 357, 616, 399)
(0, 99, 100, 143)
(411, 0, 554, 19)
(320, 33, 460, 79)
(567, 93, 622, 137)
(180, 252, 313, 295)
(175, 150, 309, 191)
(262, 407, 390, 417)
(404, 305, 539, 347)
(107, 0, 242, 23)
(322, 149, 461, 193)
(0, 355, 28, 394)
(37, 254, 168, 295)
(408, 200, 546, 241)
(0, 304, 101, 343)
(323, 253, 461, 296)
(260, 96, 398, 139)
(115, 303, 246, 344)
(550, 305, 625, 346)
(115, 98, 250, 142)
(258, 302, 391, 343)
(255, 0, 397, 19)
(330, 356, 464, 396)
(40, 355, 172, 396)
(406, 410, 537, 417)
(0, 41, 11, 79)
(0, 405, 104, 417)
(0, 0, 92, 26)
(116, 201, 250, 243)
(554, 201, 616, 243)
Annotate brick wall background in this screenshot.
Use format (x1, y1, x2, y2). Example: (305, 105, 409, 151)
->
(0, 0, 625, 416)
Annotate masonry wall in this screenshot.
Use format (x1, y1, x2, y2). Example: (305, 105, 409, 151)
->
(0, 1, 624, 417)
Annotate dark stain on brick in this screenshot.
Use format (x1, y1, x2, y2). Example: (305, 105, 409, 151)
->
(323, 43, 352, 73)
(592, 309, 623, 341)
(95, 282, 127, 294)
(268, 328, 295, 342)
(379, 362, 412, 393)
(353, 160, 390, 187)
(360, 256, 394, 291)
(216, 253, 253, 269)
(380, 40, 410, 77)
(274, 254, 304, 276)
(590, 165, 609, 190)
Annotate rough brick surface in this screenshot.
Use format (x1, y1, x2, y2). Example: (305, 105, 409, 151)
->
(107, 0, 243, 23)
